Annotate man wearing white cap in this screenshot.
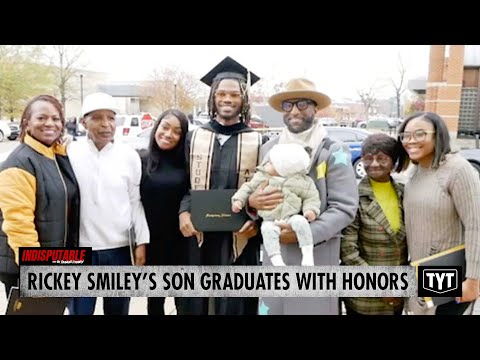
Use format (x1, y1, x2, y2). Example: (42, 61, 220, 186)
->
(67, 92, 149, 315)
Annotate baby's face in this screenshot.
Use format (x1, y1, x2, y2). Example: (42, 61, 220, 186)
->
(265, 162, 279, 176)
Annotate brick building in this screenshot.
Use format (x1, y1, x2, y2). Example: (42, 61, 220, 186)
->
(414, 45, 480, 139)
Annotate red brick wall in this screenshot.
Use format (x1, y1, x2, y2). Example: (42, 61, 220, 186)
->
(426, 45, 464, 134)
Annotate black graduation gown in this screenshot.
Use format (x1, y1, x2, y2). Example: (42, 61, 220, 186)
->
(179, 121, 262, 315)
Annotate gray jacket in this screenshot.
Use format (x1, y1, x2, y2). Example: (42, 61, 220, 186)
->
(260, 136, 359, 315)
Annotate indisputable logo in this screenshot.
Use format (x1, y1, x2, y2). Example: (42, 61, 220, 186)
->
(19, 247, 92, 266)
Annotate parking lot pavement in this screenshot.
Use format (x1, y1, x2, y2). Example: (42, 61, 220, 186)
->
(0, 281, 176, 315)
(0, 139, 19, 159)
(1, 280, 478, 315)
(89, 296, 176, 315)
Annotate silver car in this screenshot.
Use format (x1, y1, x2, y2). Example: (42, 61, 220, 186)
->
(459, 149, 480, 175)
(0, 121, 12, 142)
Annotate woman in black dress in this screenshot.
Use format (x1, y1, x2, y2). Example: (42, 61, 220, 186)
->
(140, 109, 189, 315)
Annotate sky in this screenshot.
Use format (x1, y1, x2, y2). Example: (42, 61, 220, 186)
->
(73, 45, 430, 101)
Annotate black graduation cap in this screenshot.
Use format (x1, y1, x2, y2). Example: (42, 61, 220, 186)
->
(200, 56, 260, 87)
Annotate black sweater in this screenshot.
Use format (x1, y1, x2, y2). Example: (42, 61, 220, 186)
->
(140, 153, 188, 265)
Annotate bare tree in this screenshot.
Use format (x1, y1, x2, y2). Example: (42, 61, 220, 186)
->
(51, 45, 84, 113)
(273, 82, 286, 94)
(249, 80, 272, 104)
(390, 54, 407, 118)
(144, 67, 208, 114)
(357, 86, 378, 121)
(0, 45, 18, 61)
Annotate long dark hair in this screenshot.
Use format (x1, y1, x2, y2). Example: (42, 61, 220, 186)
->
(144, 109, 189, 176)
(19, 94, 65, 144)
(396, 112, 451, 172)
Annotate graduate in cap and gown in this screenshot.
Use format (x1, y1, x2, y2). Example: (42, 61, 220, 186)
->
(178, 56, 264, 315)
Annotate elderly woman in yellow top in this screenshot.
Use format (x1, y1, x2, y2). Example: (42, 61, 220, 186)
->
(341, 133, 407, 315)
(0, 95, 80, 298)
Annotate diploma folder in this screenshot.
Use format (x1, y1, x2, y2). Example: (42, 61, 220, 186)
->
(410, 244, 465, 308)
(6, 287, 69, 315)
(191, 189, 248, 232)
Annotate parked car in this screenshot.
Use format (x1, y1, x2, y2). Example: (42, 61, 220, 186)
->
(248, 115, 268, 129)
(352, 118, 365, 128)
(118, 121, 199, 152)
(114, 113, 154, 138)
(367, 118, 391, 131)
(356, 118, 397, 131)
(318, 117, 338, 127)
(118, 127, 152, 151)
(194, 112, 210, 125)
(326, 126, 372, 178)
(7, 122, 20, 140)
(387, 118, 403, 128)
(459, 148, 480, 176)
(0, 121, 12, 142)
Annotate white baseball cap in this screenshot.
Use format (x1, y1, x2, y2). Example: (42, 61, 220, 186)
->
(81, 92, 120, 118)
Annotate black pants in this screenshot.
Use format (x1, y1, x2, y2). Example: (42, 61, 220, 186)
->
(147, 297, 185, 315)
(435, 301, 472, 315)
(0, 274, 18, 299)
(181, 234, 261, 315)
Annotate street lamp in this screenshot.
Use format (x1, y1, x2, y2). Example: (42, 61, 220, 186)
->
(80, 74, 84, 106)
(174, 80, 177, 108)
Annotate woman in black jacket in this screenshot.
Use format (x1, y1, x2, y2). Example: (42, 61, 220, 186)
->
(140, 109, 189, 315)
(0, 95, 80, 300)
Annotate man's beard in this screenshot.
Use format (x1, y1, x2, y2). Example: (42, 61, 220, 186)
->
(216, 106, 242, 121)
(283, 114, 315, 134)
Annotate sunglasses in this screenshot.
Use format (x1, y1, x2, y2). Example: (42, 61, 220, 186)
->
(398, 129, 435, 143)
(281, 99, 315, 112)
(215, 91, 242, 100)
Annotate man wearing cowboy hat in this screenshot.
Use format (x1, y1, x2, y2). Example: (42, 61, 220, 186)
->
(249, 78, 359, 315)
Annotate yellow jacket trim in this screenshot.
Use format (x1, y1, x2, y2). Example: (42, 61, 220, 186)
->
(0, 167, 38, 264)
(24, 134, 67, 159)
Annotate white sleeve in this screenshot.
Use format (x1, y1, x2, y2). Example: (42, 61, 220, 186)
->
(128, 149, 150, 246)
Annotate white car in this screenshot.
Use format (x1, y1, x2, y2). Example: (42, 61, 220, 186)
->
(114, 114, 154, 139)
(0, 121, 12, 142)
(118, 121, 199, 152)
(117, 127, 152, 151)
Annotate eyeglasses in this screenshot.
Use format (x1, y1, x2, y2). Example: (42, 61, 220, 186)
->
(362, 154, 392, 166)
(281, 99, 315, 112)
(215, 91, 242, 100)
(398, 129, 435, 143)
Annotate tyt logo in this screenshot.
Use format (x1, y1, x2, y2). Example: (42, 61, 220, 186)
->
(417, 266, 462, 297)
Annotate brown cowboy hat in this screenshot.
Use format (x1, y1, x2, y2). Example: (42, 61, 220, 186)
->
(269, 78, 331, 112)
